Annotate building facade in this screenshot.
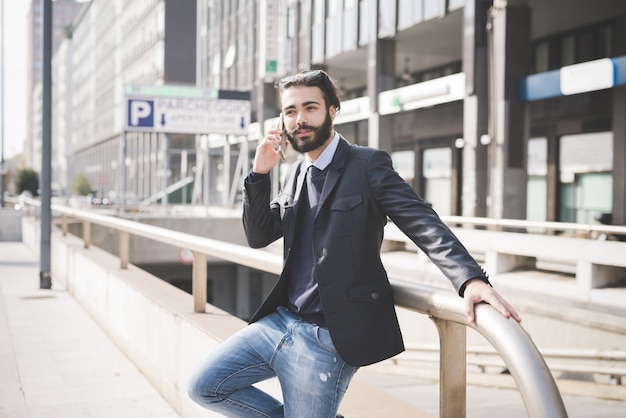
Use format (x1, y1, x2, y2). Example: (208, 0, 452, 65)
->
(38, 0, 626, 227)
(26, 0, 84, 172)
(193, 0, 626, 226)
(55, 0, 197, 203)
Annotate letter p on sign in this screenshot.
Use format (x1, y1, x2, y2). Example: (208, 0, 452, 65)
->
(128, 99, 154, 128)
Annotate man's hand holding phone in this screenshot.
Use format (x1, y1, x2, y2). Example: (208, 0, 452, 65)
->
(251, 113, 288, 174)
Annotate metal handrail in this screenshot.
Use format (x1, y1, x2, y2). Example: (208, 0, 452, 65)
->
(440, 214, 626, 237)
(392, 281, 567, 417)
(32, 199, 567, 417)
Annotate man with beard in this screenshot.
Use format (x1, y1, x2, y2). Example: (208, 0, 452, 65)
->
(188, 70, 521, 417)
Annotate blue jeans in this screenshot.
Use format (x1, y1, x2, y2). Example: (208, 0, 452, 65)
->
(187, 307, 358, 417)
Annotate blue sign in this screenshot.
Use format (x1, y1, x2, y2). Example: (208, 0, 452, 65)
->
(127, 99, 154, 128)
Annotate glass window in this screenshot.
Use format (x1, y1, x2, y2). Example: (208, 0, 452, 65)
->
(423, 147, 451, 179)
(398, 0, 415, 30)
(560, 35, 575, 67)
(391, 150, 415, 183)
(287, 7, 295, 38)
(448, 0, 464, 10)
(560, 132, 612, 179)
(424, 0, 445, 20)
(527, 137, 547, 177)
(423, 147, 452, 215)
(359, 0, 370, 46)
(312, 21, 325, 62)
(561, 173, 613, 224)
(327, 0, 341, 16)
(378, 1, 396, 38)
(313, 0, 324, 23)
(559, 132, 613, 224)
(534, 41, 549, 73)
(527, 138, 547, 223)
(298, 1, 303, 32)
(577, 30, 594, 63)
(535, 21, 615, 73)
(596, 25, 613, 59)
(343, 2, 358, 51)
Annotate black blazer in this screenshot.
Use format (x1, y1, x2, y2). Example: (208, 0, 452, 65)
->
(243, 136, 487, 367)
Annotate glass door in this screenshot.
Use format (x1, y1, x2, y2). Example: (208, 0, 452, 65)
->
(422, 147, 452, 216)
(559, 132, 613, 224)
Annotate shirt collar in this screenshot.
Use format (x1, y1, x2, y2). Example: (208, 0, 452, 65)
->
(305, 132, 340, 171)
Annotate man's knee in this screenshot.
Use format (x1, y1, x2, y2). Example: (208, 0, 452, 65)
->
(187, 371, 222, 405)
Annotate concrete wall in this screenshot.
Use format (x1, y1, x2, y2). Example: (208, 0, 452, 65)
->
(22, 216, 252, 417)
(46, 225, 246, 417)
(0, 210, 23, 242)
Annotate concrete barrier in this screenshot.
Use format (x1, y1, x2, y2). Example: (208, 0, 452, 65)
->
(0, 210, 22, 242)
(49, 225, 243, 417)
(27, 217, 429, 417)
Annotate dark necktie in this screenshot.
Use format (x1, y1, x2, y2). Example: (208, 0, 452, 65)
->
(306, 166, 324, 209)
(287, 166, 325, 318)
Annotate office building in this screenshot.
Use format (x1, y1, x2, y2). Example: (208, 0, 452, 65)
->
(43, 0, 197, 201)
(37, 0, 626, 227)
(196, 0, 626, 226)
(26, 0, 84, 171)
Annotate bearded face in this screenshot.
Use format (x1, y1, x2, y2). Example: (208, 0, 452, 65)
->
(286, 110, 333, 154)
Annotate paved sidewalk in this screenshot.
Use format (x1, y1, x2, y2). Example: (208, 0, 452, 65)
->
(357, 370, 626, 418)
(0, 242, 179, 418)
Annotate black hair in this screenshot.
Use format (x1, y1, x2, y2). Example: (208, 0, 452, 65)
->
(275, 70, 342, 112)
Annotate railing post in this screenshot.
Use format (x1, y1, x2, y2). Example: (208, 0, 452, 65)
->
(62, 213, 68, 236)
(192, 251, 207, 313)
(82, 220, 91, 249)
(118, 231, 129, 269)
(431, 316, 467, 418)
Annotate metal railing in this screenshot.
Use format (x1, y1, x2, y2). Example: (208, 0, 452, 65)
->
(384, 215, 626, 299)
(30, 199, 567, 417)
(391, 281, 567, 417)
(440, 215, 626, 236)
(401, 344, 626, 385)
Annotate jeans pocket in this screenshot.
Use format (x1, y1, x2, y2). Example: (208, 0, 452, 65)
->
(314, 326, 337, 354)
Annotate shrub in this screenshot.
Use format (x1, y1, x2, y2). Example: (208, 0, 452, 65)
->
(13, 168, 39, 197)
(71, 174, 93, 196)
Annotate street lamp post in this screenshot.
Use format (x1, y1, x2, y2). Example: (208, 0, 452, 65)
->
(0, 0, 6, 209)
(40, 0, 52, 289)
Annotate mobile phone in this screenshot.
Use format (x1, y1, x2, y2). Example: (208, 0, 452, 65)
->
(278, 113, 287, 161)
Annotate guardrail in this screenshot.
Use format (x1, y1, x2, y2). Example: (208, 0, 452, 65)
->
(439, 215, 626, 237)
(24, 198, 567, 417)
(385, 216, 626, 299)
(401, 344, 626, 385)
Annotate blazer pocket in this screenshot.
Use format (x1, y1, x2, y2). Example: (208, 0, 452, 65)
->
(347, 281, 392, 304)
(330, 194, 362, 236)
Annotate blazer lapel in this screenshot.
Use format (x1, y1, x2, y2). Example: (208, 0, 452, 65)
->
(282, 160, 307, 247)
(317, 137, 350, 216)
(294, 159, 307, 205)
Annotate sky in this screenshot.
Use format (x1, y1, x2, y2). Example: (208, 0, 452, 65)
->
(1, 0, 30, 159)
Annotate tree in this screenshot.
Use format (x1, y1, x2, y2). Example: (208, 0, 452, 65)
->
(71, 174, 92, 196)
(13, 168, 39, 197)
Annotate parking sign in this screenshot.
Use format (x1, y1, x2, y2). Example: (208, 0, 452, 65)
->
(128, 100, 154, 128)
(124, 85, 251, 135)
